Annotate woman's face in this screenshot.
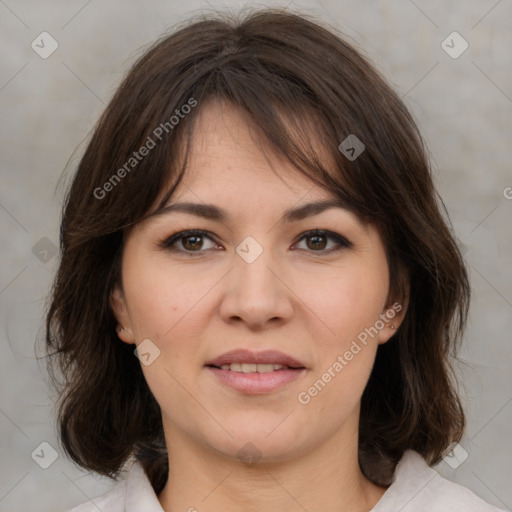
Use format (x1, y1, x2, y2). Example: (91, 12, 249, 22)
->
(112, 100, 405, 463)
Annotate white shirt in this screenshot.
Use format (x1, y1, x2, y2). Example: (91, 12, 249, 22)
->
(68, 449, 507, 511)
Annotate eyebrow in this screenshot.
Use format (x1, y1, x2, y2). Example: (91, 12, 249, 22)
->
(149, 199, 353, 224)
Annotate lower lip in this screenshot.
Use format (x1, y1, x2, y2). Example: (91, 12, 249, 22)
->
(206, 367, 306, 394)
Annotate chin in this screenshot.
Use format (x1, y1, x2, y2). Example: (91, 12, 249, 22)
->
(203, 416, 311, 462)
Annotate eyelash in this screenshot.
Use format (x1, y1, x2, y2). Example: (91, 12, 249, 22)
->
(159, 229, 352, 256)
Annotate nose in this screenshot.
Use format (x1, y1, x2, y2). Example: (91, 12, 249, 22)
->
(218, 241, 294, 330)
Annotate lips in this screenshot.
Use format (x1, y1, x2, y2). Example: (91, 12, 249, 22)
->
(205, 349, 306, 370)
(205, 349, 307, 394)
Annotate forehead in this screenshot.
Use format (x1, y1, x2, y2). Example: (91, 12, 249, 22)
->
(140, 101, 374, 237)
(172, 99, 338, 201)
(139, 98, 374, 236)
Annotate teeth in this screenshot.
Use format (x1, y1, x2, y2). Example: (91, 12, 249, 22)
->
(219, 363, 286, 373)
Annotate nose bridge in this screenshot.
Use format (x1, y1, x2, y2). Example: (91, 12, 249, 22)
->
(220, 234, 293, 326)
(235, 234, 280, 296)
(237, 240, 275, 287)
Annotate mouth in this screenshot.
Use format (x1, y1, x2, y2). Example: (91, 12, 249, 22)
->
(207, 363, 302, 373)
(205, 349, 307, 394)
(205, 348, 306, 369)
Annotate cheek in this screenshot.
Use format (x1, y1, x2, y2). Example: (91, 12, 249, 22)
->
(123, 251, 211, 341)
(297, 262, 389, 348)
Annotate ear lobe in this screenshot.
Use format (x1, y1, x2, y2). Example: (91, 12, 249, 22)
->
(110, 285, 135, 344)
(377, 272, 410, 345)
(376, 299, 408, 345)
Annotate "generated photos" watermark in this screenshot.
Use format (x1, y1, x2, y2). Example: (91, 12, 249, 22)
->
(297, 302, 402, 405)
(93, 97, 197, 200)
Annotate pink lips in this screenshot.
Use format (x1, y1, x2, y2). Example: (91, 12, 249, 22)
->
(205, 349, 306, 369)
(205, 349, 307, 394)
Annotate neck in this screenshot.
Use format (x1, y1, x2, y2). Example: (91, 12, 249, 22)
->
(157, 415, 387, 512)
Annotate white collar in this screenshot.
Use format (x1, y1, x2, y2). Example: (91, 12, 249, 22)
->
(125, 461, 165, 511)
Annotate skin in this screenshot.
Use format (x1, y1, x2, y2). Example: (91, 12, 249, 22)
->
(111, 100, 408, 512)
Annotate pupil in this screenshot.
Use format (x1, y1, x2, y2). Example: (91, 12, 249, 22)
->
(184, 235, 202, 250)
(308, 235, 326, 250)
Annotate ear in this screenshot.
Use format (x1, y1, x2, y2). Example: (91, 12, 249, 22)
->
(110, 285, 136, 344)
(377, 268, 410, 345)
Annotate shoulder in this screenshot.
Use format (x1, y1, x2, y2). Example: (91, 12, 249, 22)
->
(372, 450, 507, 512)
(66, 477, 127, 512)
(66, 461, 164, 512)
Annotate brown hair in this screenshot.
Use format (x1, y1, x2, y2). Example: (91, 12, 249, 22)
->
(42, 7, 470, 493)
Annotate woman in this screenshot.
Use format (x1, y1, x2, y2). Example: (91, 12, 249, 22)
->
(45, 7, 506, 512)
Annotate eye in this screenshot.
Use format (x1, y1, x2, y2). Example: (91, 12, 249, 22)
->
(160, 229, 220, 255)
(160, 228, 351, 256)
(293, 229, 352, 253)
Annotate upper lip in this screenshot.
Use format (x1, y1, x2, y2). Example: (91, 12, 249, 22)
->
(205, 349, 306, 369)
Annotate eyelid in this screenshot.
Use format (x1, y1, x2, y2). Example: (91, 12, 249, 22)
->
(159, 229, 219, 251)
(295, 230, 352, 252)
(159, 228, 352, 255)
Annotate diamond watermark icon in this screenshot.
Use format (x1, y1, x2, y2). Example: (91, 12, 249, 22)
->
(32, 237, 58, 263)
(442, 442, 469, 469)
(236, 236, 263, 264)
(441, 31, 468, 59)
(237, 442, 262, 467)
(135, 338, 161, 366)
(31, 32, 59, 59)
(338, 134, 365, 161)
(31, 441, 59, 469)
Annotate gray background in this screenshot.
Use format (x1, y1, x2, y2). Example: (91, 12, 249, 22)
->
(1, 0, 511, 511)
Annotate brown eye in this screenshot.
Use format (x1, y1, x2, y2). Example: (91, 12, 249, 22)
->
(294, 230, 352, 253)
(181, 234, 205, 251)
(161, 230, 218, 254)
(160, 229, 351, 256)
(305, 234, 328, 250)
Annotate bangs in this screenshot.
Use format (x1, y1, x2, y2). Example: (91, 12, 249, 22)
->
(140, 91, 376, 230)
